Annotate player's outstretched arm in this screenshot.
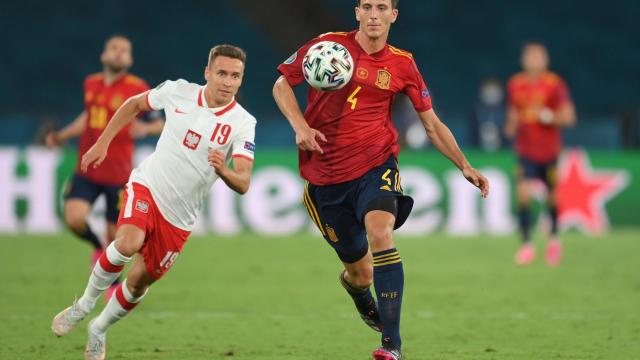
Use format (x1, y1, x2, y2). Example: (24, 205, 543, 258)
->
(208, 150, 253, 194)
(45, 111, 87, 148)
(80, 91, 151, 172)
(272, 76, 326, 154)
(418, 109, 490, 198)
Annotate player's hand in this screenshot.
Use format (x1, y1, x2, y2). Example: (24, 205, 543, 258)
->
(80, 141, 109, 173)
(295, 125, 327, 154)
(208, 149, 228, 176)
(462, 166, 490, 198)
(129, 120, 149, 139)
(45, 131, 61, 148)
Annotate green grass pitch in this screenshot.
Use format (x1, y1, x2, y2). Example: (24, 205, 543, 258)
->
(1, 230, 639, 359)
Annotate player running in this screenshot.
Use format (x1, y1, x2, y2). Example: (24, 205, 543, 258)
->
(505, 42, 576, 266)
(45, 35, 164, 295)
(273, 1, 489, 359)
(51, 44, 256, 360)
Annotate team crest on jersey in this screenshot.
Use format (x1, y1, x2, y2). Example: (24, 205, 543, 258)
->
(135, 200, 149, 214)
(375, 69, 391, 89)
(421, 88, 430, 98)
(356, 67, 369, 79)
(284, 51, 298, 64)
(183, 129, 202, 150)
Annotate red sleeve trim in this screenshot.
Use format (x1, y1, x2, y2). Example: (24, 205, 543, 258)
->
(144, 91, 155, 110)
(232, 154, 254, 162)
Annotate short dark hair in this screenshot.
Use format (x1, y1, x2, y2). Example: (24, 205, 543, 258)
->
(208, 44, 247, 67)
(356, 0, 399, 8)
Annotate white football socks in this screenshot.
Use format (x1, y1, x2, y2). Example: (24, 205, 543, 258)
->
(78, 242, 131, 313)
(91, 279, 147, 333)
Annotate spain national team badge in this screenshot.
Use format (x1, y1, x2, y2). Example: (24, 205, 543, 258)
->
(356, 67, 369, 79)
(135, 200, 149, 214)
(375, 69, 391, 89)
(325, 225, 339, 243)
(183, 129, 202, 150)
(109, 94, 124, 111)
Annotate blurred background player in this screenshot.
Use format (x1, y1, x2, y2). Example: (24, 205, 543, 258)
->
(51, 44, 256, 360)
(45, 35, 164, 296)
(273, 0, 489, 359)
(504, 42, 576, 266)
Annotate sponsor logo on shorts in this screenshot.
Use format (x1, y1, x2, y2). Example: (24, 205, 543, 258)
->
(183, 129, 202, 150)
(135, 200, 149, 213)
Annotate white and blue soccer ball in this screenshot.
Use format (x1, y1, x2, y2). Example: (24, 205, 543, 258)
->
(302, 41, 354, 91)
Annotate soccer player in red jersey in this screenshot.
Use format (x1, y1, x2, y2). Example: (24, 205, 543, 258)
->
(273, 1, 489, 358)
(46, 35, 163, 286)
(504, 42, 576, 266)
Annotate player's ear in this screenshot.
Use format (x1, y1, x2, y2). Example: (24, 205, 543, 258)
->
(204, 66, 209, 81)
(355, 7, 361, 22)
(391, 8, 398, 23)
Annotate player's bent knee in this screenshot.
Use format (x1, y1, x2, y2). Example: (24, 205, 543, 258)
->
(64, 213, 86, 234)
(367, 226, 395, 251)
(113, 225, 145, 257)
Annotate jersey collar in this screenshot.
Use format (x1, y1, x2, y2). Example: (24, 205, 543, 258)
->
(350, 30, 389, 58)
(197, 88, 237, 116)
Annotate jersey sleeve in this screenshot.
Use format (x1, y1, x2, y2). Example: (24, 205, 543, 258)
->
(231, 118, 256, 161)
(145, 80, 176, 111)
(403, 59, 433, 112)
(550, 78, 572, 109)
(276, 38, 318, 87)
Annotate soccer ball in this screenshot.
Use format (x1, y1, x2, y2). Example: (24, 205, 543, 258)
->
(302, 41, 354, 91)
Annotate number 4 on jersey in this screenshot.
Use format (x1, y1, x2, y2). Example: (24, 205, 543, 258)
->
(347, 86, 362, 110)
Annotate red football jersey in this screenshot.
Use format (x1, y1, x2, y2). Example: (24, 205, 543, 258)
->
(507, 71, 572, 162)
(78, 73, 150, 185)
(278, 30, 432, 185)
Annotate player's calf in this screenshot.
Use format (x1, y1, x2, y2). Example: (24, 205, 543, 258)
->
(340, 269, 382, 332)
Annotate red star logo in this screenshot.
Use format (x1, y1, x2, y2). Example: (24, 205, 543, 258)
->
(557, 149, 629, 234)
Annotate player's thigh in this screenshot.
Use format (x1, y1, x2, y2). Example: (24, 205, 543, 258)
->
(113, 224, 146, 257)
(364, 209, 396, 253)
(125, 254, 156, 297)
(303, 182, 369, 264)
(139, 217, 190, 281)
(106, 222, 117, 244)
(63, 199, 93, 228)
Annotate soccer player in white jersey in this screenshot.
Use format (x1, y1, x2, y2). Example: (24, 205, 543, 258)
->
(51, 44, 256, 360)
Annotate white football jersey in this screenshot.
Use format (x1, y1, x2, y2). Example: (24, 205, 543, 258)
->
(129, 79, 256, 230)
